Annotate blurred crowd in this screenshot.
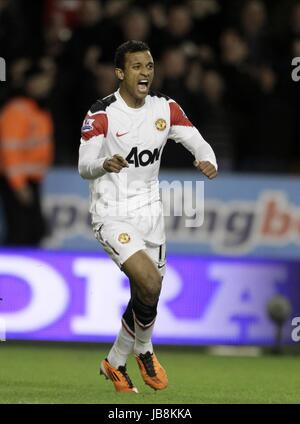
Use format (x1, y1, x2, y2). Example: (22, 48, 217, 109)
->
(0, 0, 299, 173)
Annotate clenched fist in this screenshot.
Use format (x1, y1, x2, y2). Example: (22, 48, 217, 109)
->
(103, 154, 129, 173)
(193, 160, 217, 179)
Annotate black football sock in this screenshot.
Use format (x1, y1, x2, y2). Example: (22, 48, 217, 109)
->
(132, 295, 158, 354)
(122, 299, 135, 337)
(132, 295, 158, 328)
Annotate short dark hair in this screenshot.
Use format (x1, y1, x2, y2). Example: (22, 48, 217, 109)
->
(114, 40, 150, 69)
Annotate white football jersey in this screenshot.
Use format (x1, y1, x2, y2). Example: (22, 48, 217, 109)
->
(79, 89, 217, 244)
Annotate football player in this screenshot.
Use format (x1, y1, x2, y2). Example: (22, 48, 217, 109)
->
(79, 40, 217, 393)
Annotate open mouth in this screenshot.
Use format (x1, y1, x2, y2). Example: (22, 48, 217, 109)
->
(137, 79, 149, 93)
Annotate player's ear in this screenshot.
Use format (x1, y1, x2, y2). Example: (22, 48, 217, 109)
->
(115, 68, 124, 81)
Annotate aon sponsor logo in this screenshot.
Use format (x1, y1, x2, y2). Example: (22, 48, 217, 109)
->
(126, 146, 162, 167)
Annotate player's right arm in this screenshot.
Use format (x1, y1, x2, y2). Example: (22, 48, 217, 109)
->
(78, 113, 128, 179)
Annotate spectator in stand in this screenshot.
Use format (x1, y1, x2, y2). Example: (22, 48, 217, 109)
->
(219, 28, 260, 169)
(0, 63, 54, 245)
(121, 8, 151, 42)
(280, 3, 300, 172)
(199, 70, 235, 170)
(160, 3, 200, 56)
(159, 47, 197, 168)
(239, 0, 273, 65)
(160, 47, 189, 106)
(250, 65, 293, 172)
(0, 0, 29, 61)
(1, 0, 296, 173)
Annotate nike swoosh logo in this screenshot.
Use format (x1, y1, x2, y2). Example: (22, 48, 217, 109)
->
(158, 264, 165, 269)
(116, 131, 129, 137)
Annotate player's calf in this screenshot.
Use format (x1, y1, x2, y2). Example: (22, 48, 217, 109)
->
(135, 270, 161, 305)
(123, 250, 161, 298)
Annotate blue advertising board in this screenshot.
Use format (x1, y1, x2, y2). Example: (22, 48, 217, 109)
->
(35, 169, 300, 259)
(0, 249, 299, 345)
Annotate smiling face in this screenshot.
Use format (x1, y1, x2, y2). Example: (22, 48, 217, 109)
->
(116, 50, 154, 107)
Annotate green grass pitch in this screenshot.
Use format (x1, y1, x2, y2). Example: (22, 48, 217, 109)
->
(1, 342, 300, 404)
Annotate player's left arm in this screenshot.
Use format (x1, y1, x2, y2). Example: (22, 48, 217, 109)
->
(168, 101, 218, 179)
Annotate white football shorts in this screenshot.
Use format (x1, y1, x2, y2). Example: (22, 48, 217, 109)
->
(93, 218, 166, 277)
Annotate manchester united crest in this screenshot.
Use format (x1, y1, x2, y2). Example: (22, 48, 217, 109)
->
(118, 233, 131, 244)
(155, 118, 166, 131)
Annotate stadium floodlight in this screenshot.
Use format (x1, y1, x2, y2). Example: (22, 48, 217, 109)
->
(267, 295, 291, 354)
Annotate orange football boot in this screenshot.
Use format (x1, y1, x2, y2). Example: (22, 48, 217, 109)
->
(135, 351, 168, 390)
(100, 359, 138, 393)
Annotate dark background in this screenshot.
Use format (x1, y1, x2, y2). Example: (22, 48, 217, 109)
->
(0, 0, 299, 173)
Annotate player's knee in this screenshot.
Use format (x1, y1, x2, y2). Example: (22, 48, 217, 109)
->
(140, 271, 161, 304)
(146, 282, 161, 303)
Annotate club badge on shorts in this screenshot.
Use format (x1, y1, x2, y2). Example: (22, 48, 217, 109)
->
(155, 118, 166, 131)
(118, 233, 131, 244)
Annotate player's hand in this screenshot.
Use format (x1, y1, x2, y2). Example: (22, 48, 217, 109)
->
(193, 160, 217, 179)
(103, 154, 129, 173)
